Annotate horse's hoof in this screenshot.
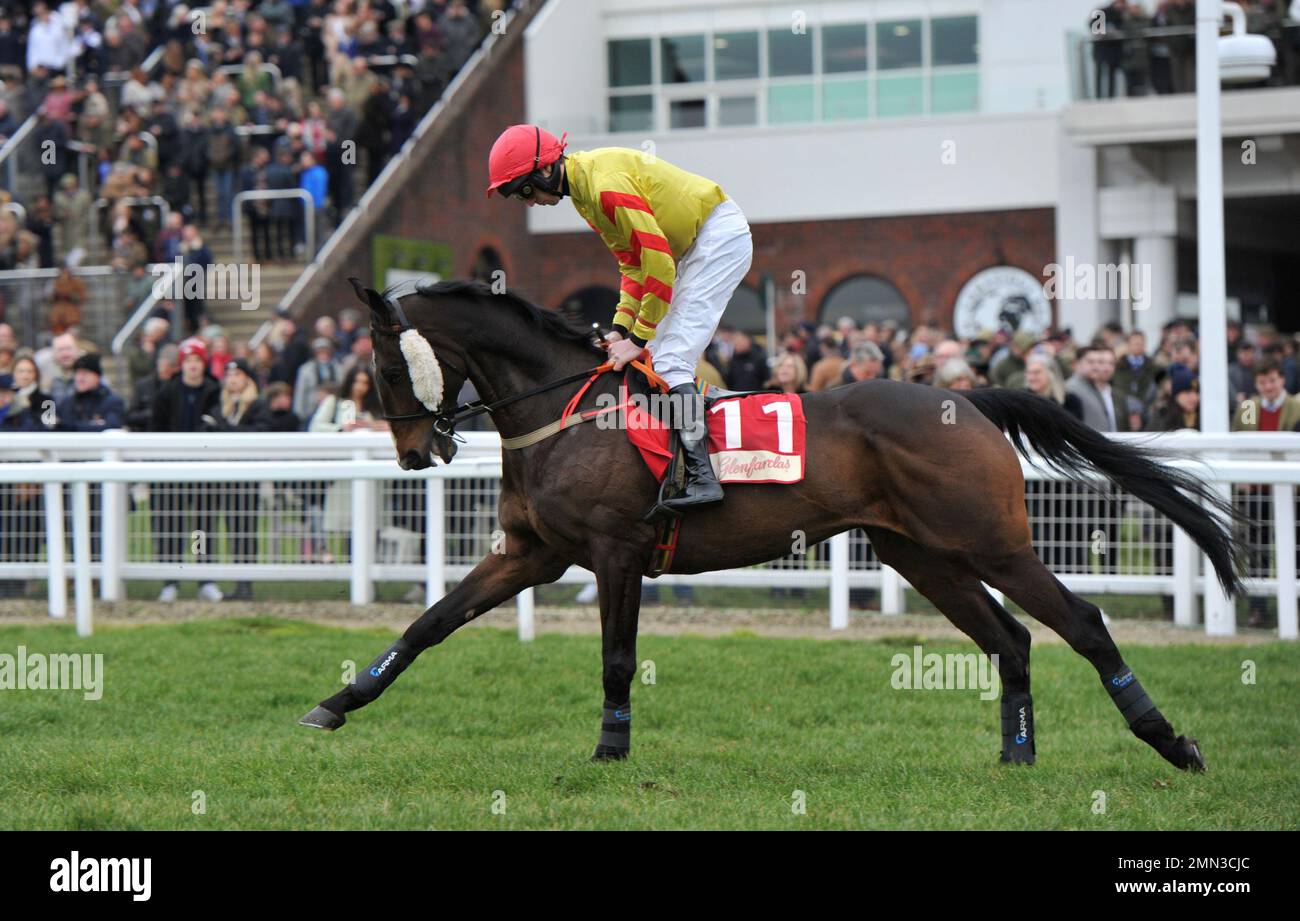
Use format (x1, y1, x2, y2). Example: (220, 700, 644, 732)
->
(299, 705, 346, 731)
(591, 745, 629, 762)
(1175, 735, 1206, 772)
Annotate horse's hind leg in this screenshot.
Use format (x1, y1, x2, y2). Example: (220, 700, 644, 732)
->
(975, 547, 1205, 772)
(865, 528, 1036, 765)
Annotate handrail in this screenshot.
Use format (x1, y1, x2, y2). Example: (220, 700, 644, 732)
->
(0, 265, 117, 281)
(111, 261, 171, 357)
(216, 62, 283, 89)
(276, 2, 533, 317)
(142, 45, 164, 75)
(94, 195, 170, 228)
(230, 189, 315, 264)
(248, 317, 276, 350)
(0, 113, 38, 190)
(364, 54, 420, 69)
(1083, 24, 1200, 44)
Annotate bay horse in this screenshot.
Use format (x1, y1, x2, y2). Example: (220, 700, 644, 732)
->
(299, 278, 1243, 772)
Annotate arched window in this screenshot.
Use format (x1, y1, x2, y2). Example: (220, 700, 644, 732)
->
(556, 285, 619, 330)
(471, 246, 505, 284)
(819, 275, 911, 328)
(721, 284, 765, 337)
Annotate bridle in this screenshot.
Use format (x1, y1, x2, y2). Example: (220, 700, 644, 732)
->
(375, 286, 614, 440)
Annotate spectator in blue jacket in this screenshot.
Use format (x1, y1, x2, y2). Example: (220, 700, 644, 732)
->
(299, 150, 328, 254)
(55, 354, 125, 431)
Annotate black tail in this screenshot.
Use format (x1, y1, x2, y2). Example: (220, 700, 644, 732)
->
(963, 388, 1245, 596)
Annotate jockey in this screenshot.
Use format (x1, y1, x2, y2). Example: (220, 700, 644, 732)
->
(486, 124, 754, 511)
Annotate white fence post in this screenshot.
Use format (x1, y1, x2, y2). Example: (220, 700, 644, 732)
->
(1203, 483, 1236, 636)
(425, 477, 446, 609)
(1172, 525, 1196, 627)
(1273, 484, 1297, 640)
(881, 565, 904, 615)
(517, 587, 535, 641)
(829, 531, 849, 629)
(349, 453, 375, 605)
(100, 447, 125, 601)
(43, 481, 66, 619)
(71, 481, 93, 636)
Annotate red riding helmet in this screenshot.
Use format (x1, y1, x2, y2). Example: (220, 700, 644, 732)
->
(485, 124, 568, 198)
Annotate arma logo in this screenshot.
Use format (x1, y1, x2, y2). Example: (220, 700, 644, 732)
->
(370, 650, 399, 678)
(1015, 706, 1029, 745)
(49, 852, 151, 901)
(1111, 671, 1136, 688)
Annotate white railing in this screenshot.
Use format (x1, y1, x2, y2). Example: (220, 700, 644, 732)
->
(1, 431, 1297, 640)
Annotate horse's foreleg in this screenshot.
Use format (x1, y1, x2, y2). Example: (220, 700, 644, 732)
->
(299, 538, 568, 729)
(590, 546, 645, 761)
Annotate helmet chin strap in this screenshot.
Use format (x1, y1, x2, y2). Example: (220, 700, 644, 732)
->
(536, 156, 568, 198)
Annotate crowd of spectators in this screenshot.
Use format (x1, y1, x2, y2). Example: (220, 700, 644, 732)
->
(3, 293, 1299, 620)
(728, 313, 1300, 436)
(1088, 0, 1300, 98)
(3, 300, 1299, 457)
(0, 0, 504, 342)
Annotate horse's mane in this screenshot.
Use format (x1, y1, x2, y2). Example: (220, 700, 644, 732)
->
(415, 279, 604, 354)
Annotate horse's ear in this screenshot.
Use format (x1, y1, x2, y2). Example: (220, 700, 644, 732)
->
(348, 276, 390, 324)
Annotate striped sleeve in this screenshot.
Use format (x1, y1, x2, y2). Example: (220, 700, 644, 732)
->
(596, 178, 675, 346)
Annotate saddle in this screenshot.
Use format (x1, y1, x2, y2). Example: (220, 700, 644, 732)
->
(622, 365, 780, 576)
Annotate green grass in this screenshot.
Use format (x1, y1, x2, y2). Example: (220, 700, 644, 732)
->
(0, 619, 1296, 829)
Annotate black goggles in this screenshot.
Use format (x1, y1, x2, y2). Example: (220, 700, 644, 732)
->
(498, 172, 541, 200)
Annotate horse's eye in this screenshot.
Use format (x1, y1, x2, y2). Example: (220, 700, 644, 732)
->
(382, 367, 405, 385)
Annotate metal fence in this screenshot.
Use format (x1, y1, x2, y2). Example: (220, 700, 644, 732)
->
(1, 430, 1297, 640)
(0, 266, 136, 352)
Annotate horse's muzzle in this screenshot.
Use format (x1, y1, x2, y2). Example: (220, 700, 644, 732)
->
(399, 449, 433, 471)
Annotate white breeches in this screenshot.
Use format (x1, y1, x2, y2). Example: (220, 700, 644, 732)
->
(647, 198, 753, 390)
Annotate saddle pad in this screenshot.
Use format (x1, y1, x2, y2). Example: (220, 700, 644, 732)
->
(626, 391, 806, 484)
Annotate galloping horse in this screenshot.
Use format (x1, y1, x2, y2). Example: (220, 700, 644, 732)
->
(299, 278, 1243, 771)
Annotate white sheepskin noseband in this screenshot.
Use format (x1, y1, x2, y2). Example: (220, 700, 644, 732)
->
(398, 328, 445, 413)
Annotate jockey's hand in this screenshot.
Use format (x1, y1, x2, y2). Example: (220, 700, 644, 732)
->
(607, 335, 642, 371)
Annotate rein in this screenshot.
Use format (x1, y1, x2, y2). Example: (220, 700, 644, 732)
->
(377, 294, 667, 446)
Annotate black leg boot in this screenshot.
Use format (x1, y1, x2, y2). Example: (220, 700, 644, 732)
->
(660, 383, 723, 512)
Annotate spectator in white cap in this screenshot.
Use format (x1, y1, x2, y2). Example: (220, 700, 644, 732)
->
(293, 335, 341, 421)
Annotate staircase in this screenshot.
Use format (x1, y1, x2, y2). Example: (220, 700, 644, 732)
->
(191, 216, 310, 345)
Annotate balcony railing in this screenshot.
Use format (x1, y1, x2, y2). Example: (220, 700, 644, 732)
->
(1068, 18, 1300, 102)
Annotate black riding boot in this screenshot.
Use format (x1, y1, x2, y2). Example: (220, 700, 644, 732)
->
(661, 383, 723, 512)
